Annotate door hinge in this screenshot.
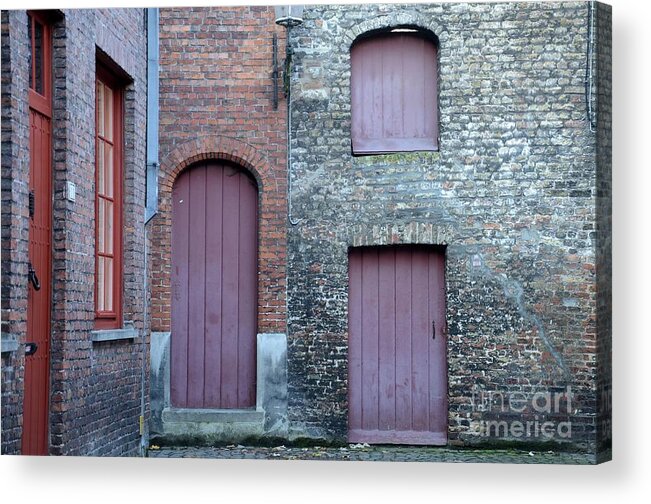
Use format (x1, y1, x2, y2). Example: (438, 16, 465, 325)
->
(29, 190, 35, 219)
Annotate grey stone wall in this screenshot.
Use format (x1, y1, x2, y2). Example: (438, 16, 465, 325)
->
(286, 2, 610, 455)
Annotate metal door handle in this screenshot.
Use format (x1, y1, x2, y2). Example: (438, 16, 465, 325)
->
(28, 264, 40, 291)
(25, 342, 38, 356)
(432, 320, 436, 340)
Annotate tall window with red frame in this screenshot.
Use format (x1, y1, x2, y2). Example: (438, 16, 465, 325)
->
(95, 67, 123, 329)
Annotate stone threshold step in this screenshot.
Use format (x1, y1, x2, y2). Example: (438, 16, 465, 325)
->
(162, 408, 264, 424)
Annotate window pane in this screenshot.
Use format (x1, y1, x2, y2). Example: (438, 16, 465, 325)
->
(98, 197, 105, 253)
(104, 258, 113, 312)
(98, 198, 114, 256)
(97, 82, 105, 138)
(97, 140, 105, 195)
(104, 143, 114, 198)
(104, 86, 113, 142)
(34, 20, 44, 94)
(104, 199, 114, 255)
(97, 256, 105, 311)
(27, 15, 33, 89)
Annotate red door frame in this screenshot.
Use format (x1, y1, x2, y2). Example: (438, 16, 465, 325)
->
(23, 10, 53, 455)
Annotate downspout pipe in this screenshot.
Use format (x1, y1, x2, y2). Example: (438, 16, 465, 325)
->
(146, 7, 160, 224)
(140, 6, 159, 456)
(585, 0, 597, 133)
(286, 24, 303, 226)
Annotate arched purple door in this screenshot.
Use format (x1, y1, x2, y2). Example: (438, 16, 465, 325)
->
(171, 161, 258, 409)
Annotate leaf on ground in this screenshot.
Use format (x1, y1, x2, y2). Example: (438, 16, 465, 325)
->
(349, 443, 370, 449)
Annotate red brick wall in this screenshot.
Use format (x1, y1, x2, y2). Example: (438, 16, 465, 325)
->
(1, 10, 31, 455)
(151, 6, 288, 334)
(1, 8, 149, 456)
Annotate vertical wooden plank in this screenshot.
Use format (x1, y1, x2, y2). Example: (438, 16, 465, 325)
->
(221, 165, 241, 408)
(34, 113, 41, 447)
(378, 248, 396, 431)
(170, 169, 190, 406)
(25, 109, 36, 454)
(424, 39, 438, 145)
(361, 248, 379, 431)
(391, 37, 405, 139)
(370, 42, 384, 144)
(203, 164, 223, 407)
(186, 165, 207, 407)
(34, 114, 41, 450)
(429, 250, 447, 434)
(237, 172, 258, 407)
(381, 40, 395, 140)
(348, 248, 363, 432)
(394, 248, 413, 431)
(351, 42, 362, 148)
(403, 37, 426, 140)
(360, 42, 375, 143)
(411, 248, 430, 431)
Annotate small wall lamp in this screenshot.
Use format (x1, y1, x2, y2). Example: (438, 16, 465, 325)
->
(274, 5, 305, 28)
(272, 5, 305, 108)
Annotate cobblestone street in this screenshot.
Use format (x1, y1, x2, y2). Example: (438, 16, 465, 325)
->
(147, 444, 598, 464)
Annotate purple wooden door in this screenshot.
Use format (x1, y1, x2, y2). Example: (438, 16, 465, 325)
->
(171, 162, 258, 409)
(348, 246, 447, 445)
(351, 33, 438, 154)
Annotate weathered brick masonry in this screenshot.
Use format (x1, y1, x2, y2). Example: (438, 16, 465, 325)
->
(3, 2, 611, 458)
(286, 2, 611, 456)
(151, 6, 288, 336)
(594, 2, 612, 453)
(1, 10, 30, 455)
(1, 8, 148, 455)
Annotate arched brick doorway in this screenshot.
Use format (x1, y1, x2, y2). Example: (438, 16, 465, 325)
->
(170, 160, 258, 409)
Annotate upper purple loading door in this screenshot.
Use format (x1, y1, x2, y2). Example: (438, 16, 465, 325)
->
(351, 33, 439, 154)
(171, 161, 258, 409)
